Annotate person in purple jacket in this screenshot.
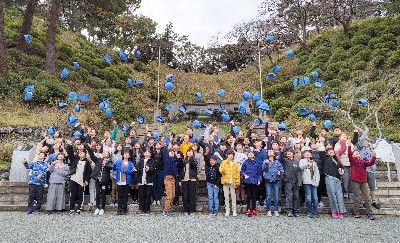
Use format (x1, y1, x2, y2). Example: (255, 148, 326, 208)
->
(263, 150, 285, 217)
(241, 151, 262, 217)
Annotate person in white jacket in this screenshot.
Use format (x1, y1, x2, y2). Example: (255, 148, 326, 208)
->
(299, 151, 320, 218)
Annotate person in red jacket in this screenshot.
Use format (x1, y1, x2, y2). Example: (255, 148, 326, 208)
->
(348, 146, 376, 220)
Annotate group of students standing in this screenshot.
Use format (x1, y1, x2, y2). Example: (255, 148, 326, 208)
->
(23, 116, 379, 220)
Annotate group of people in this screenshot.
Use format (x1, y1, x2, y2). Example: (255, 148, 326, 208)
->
(23, 116, 379, 220)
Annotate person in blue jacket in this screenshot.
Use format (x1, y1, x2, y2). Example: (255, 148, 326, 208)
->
(254, 140, 267, 206)
(113, 151, 134, 215)
(263, 150, 284, 217)
(241, 151, 262, 217)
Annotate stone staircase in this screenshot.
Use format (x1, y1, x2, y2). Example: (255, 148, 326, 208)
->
(134, 123, 171, 143)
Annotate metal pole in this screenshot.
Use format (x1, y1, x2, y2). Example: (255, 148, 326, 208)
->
(157, 45, 161, 113)
(258, 40, 262, 99)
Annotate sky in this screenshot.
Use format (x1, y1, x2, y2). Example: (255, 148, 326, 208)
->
(138, 0, 264, 47)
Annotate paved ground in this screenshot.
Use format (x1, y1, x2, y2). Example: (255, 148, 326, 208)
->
(0, 212, 399, 242)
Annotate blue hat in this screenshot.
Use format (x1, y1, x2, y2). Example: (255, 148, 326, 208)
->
(127, 78, 133, 87)
(24, 85, 34, 101)
(311, 71, 318, 79)
(272, 64, 281, 73)
(232, 125, 240, 135)
(242, 91, 252, 101)
(324, 93, 332, 106)
(265, 35, 274, 42)
(165, 104, 173, 111)
(266, 73, 276, 81)
(119, 50, 127, 61)
(79, 94, 89, 103)
(308, 113, 316, 121)
(314, 79, 323, 88)
(205, 108, 213, 116)
(156, 116, 164, 123)
(47, 126, 56, 136)
(74, 104, 81, 112)
(221, 113, 230, 122)
(73, 131, 82, 137)
(178, 105, 187, 113)
(61, 68, 69, 78)
(256, 99, 264, 108)
(195, 92, 202, 100)
(324, 120, 332, 129)
(238, 101, 248, 114)
(293, 77, 300, 88)
(98, 98, 110, 111)
(259, 103, 270, 111)
(120, 124, 128, 133)
(135, 79, 142, 86)
(24, 34, 32, 44)
(192, 120, 202, 129)
(217, 89, 225, 98)
(73, 61, 80, 69)
(219, 104, 226, 113)
(253, 92, 261, 102)
(164, 82, 174, 90)
(135, 50, 141, 58)
(67, 114, 78, 127)
(166, 74, 174, 82)
(331, 100, 339, 109)
(302, 76, 310, 86)
(58, 102, 68, 108)
(298, 108, 309, 116)
(278, 123, 287, 131)
(103, 54, 112, 63)
(136, 115, 146, 125)
(68, 92, 77, 101)
(25, 85, 34, 93)
(357, 99, 368, 106)
(253, 118, 263, 127)
(286, 49, 295, 58)
(153, 132, 159, 141)
(105, 108, 113, 118)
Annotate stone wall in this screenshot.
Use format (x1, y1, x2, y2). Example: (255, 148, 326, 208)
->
(0, 126, 46, 145)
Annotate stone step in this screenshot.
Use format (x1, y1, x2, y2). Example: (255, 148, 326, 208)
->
(375, 189, 400, 198)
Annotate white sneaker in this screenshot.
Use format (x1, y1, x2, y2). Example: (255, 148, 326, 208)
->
(267, 211, 272, 217)
(152, 201, 156, 205)
(225, 211, 230, 217)
(99, 209, 104, 216)
(94, 208, 100, 216)
(318, 202, 325, 208)
(156, 200, 161, 205)
(274, 211, 279, 217)
(232, 211, 237, 217)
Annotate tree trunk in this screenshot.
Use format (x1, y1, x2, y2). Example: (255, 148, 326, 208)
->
(17, 0, 39, 52)
(342, 21, 350, 37)
(44, 0, 61, 73)
(0, 0, 8, 79)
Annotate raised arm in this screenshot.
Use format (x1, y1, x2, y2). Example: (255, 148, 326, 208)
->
(357, 127, 369, 150)
(110, 120, 118, 141)
(309, 121, 318, 140)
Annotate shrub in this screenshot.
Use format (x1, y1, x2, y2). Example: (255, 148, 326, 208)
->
(352, 61, 367, 71)
(351, 34, 371, 46)
(386, 50, 400, 68)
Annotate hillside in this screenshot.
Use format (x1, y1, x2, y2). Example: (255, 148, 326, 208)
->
(1, 15, 400, 140)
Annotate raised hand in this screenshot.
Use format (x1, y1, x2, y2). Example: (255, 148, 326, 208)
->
(113, 120, 118, 125)
(265, 116, 270, 122)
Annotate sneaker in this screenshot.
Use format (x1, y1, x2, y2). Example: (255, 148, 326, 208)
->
(34, 208, 40, 214)
(331, 213, 339, 218)
(76, 210, 81, 215)
(232, 211, 237, 217)
(209, 213, 215, 216)
(225, 212, 230, 217)
(353, 213, 361, 218)
(256, 201, 260, 206)
(236, 200, 240, 206)
(260, 200, 265, 206)
(349, 193, 354, 198)
(27, 208, 33, 215)
(314, 214, 319, 218)
(307, 214, 314, 218)
(252, 209, 258, 216)
(133, 200, 138, 204)
(267, 211, 272, 217)
(44, 184, 48, 188)
(372, 201, 380, 209)
(246, 209, 252, 217)
(152, 201, 157, 205)
(156, 200, 161, 206)
(337, 213, 344, 219)
(343, 193, 349, 198)
(164, 211, 171, 217)
(69, 210, 75, 215)
(294, 212, 300, 218)
(287, 211, 293, 217)
(46, 211, 52, 215)
(318, 202, 325, 208)
(367, 214, 375, 220)
(274, 211, 279, 217)
(99, 209, 104, 216)
(94, 208, 100, 216)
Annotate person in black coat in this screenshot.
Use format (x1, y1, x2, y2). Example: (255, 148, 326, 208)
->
(130, 143, 142, 204)
(179, 148, 198, 215)
(152, 142, 164, 205)
(134, 150, 155, 214)
(88, 147, 112, 215)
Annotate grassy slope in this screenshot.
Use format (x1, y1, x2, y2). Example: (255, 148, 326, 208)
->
(1, 13, 400, 139)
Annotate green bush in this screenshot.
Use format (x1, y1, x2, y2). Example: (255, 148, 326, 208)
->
(274, 107, 291, 122)
(351, 34, 371, 46)
(386, 50, 400, 68)
(351, 61, 367, 71)
(371, 48, 391, 67)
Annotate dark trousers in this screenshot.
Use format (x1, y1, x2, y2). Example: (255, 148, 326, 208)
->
(317, 175, 327, 202)
(244, 184, 257, 210)
(28, 184, 44, 210)
(117, 184, 130, 213)
(152, 170, 164, 201)
(285, 182, 300, 213)
(69, 180, 84, 211)
(139, 185, 153, 213)
(95, 181, 107, 210)
(174, 178, 180, 204)
(181, 181, 197, 213)
(257, 179, 266, 202)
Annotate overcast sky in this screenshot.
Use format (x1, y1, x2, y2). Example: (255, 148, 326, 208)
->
(138, 0, 263, 47)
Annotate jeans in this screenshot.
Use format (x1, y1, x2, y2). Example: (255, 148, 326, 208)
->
(304, 184, 318, 215)
(325, 176, 345, 213)
(207, 182, 219, 214)
(265, 181, 279, 212)
(343, 166, 352, 193)
(152, 170, 164, 201)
